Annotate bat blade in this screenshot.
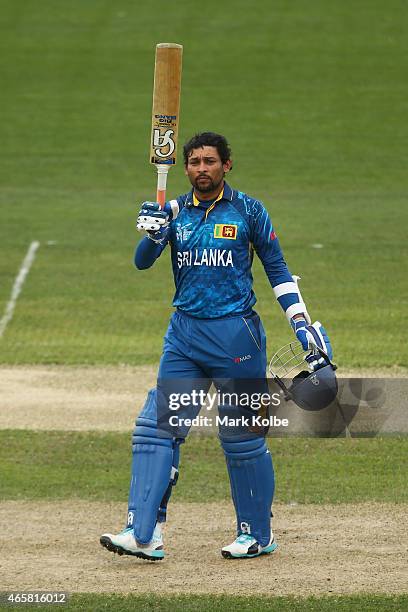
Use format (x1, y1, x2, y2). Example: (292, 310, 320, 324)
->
(150, 43, 183, 172)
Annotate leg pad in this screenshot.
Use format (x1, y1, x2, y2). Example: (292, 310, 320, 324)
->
(220, 429, 274, 547)
(128, 389, 182, 544)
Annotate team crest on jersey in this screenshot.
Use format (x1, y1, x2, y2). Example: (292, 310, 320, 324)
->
(214, 224, 237, 240)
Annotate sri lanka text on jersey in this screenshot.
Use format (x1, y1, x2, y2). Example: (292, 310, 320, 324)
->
(176, 249, 234, 268)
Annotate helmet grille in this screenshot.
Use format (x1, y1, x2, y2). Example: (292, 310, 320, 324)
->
(269, 341, 309, 379)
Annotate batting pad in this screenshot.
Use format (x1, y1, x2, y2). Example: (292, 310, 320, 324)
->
(128, 389, 175, 545)
(219, 412, 274, 547)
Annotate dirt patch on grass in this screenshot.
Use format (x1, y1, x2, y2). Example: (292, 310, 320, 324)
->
(0, 365, 406, 432)
(0, 365, 156, 431)
(0, 500, 406, 596)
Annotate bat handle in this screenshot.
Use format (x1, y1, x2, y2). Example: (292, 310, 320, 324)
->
(156, 164, 169, 208)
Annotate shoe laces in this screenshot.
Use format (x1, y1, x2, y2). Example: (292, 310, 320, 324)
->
(152, 525, 162, 543)
(236, 533, 255, 545)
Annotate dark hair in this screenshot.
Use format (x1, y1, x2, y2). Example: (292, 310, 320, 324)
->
(183, 132, 232, 166)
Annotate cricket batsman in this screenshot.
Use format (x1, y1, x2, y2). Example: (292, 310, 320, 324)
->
(100, 132, 333, 560)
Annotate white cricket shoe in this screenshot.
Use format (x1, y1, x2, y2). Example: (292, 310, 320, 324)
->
(100, 523, 164, 561)
(221, 532, 278, 559)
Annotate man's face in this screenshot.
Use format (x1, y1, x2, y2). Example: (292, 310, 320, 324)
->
(185, 146, 231, 194)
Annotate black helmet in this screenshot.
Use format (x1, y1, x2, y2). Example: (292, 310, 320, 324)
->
(269, 342, 338, 412)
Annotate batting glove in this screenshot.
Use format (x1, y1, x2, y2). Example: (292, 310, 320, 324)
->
(137, 201, 179, 244)
(291, 318, 333, 371)
(137, 201, 170, 232)
(137, 200, 179, 230)
(136, 201, 170, 244)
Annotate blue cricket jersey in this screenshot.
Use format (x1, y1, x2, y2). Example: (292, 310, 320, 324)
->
(135, 182, 306, 320)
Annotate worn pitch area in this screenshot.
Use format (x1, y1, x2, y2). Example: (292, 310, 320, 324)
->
(1, 365, 407, 596)
(1, 365, 406, 431)
(0, 500, 407, 596)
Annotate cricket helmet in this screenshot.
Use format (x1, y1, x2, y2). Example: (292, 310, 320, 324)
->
(269, 341, 338, 411)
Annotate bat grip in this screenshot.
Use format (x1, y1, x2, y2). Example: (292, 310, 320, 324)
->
(156, 164, 169, 208)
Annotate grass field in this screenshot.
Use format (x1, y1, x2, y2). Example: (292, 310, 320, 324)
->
(1, 1, 407, 609)
(3, 594, 408, 611)
(1, 0, 407, 367)
(1, 432, 407, 504)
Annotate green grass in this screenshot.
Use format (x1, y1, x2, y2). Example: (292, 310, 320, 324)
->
(0, 432, 406, 503)
(0, 0, 407, 367)
(3, 594, 408, 611)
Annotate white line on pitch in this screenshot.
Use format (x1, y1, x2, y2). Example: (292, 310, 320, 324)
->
(0, 241, 40, 338)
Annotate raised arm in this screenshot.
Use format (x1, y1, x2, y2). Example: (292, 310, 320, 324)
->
(134, 200, 179, 270)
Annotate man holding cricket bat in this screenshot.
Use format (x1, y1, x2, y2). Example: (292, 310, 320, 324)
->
(100, 131, 333, 561)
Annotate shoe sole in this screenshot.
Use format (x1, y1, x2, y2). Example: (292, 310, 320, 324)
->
(221, 541, 278, 559)
(100, 536, 164, 561)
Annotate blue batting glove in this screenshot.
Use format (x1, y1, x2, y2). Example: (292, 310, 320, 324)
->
(291, 317, 312, 351)
(307, 321, 333, 358)
(136, 200, 180, 233)
(137, 202, 170, 232)
(291, 319, 333, 371)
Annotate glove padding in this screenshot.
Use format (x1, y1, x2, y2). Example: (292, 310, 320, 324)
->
(292, 319, 333, 371)
(137, 202, 170, 232)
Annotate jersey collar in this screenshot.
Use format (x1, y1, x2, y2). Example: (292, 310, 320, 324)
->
(186, 181, 234, 207)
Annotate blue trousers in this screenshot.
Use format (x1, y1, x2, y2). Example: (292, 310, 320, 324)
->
(160, 309, 267, 379)
(129, 309, 275, 546)
(155, 309, 268, 434)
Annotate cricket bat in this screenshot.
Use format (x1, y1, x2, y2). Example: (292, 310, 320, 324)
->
(150, 43, 183, 207)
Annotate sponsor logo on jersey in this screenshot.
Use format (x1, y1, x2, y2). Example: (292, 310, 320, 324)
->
(177, 249, 234, 268)
(270, 230, 277, 240)
(214, 224, 237, 240)
(233, 354, 252, 363)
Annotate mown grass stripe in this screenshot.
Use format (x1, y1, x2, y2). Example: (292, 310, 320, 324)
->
(1, 431, 406, 503)
(5, 593, 407, 611)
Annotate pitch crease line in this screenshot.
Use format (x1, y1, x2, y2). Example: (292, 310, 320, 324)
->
(0, 241, 40, 338)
